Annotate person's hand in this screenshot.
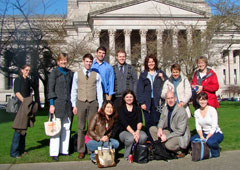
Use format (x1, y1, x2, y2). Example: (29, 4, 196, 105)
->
(49, 105, 55, 114)
(178, 101, 185, 107)
(134, 130, 140, 143)
(141, 104, 147, 110)
(157, 128, 163, 138)
(98, 108, 101, 112)
(158, 73, 165, 81)
(197, 85, 203, 94)
(100, 136, 109, 142)
(160, 134, 167, 142)
(73, 107, 77, 115)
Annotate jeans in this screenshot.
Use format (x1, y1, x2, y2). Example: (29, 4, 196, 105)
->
(191, 132, 224, 157)
(10, 131, 26, 157)
(86, 138, 119, 160)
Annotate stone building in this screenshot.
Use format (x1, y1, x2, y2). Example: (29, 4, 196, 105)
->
(0, 0, 239, 102)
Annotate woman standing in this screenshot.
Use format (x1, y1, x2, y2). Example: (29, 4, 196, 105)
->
(192, 56, 219, 109)
(161, 64, 192, 118)
(86, 101, 119, 164)
(10, 65, 32, 158)
(191, 92, 224, 157)
(137, 55, 167, 142)
(118, 90, 147, 160)
(48, 53, 73, 161)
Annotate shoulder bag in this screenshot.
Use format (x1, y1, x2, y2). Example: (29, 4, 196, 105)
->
(191, 138, 212, 161)
(44, 114, 61, 137)
(6, 96, 19, 113)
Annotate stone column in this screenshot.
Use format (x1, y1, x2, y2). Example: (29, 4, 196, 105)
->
(0, 72, 5, 90)
(140, 29, 148, 70)
(93, 29, 101, 48)
(108, 29, 116, 65)
(187, 28, 192, 47)
(124, 29, 132, 64)
(228, 50, 233, 85)
(156, 29, 163, 64)
(172, 29, 178, 51)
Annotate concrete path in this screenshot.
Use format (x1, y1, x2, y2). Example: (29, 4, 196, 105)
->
(1, 151, 240, 170)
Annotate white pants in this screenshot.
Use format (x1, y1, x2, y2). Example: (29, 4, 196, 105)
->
(49, 116, 71, 156)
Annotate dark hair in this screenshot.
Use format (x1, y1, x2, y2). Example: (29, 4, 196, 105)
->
(120, 89, 137, 106)
(196, 56, 208, 65)
(57, 52, 68, 62)
(20, 64, 31, 75)
(97, 46, 107, 53)
(171, 63, 181, 72)
(197, 92, 208, 101)
(98, 100, 117, 121)
(83, 53, 93, 61)
(144, 54, 158, 71)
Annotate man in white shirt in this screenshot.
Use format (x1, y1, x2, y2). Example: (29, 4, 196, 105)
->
(71, 53, 103, 159)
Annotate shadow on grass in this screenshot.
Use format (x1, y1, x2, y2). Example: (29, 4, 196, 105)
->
(26, 139, 49, 152)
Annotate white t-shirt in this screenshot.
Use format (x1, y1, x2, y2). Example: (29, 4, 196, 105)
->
(194, 106, 222, 134)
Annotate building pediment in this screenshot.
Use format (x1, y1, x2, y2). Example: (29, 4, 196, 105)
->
(89, 0, 211, 18)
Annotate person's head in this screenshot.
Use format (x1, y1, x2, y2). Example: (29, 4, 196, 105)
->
(83, 53, 93, 70)
(57, 53, 68, 68)
(99, 100, 115, 118)
(197, 92, 208, 108)
(96, 46, 107, 63)
(196, 56, 208, 72)
(165, 90, 177, 107)
(171, 64, 181, 79)
(116, 50, 126, 65)
(144, 54, 158, 71)
(121, 90, 137, 106)
(20, 64, 31, 78)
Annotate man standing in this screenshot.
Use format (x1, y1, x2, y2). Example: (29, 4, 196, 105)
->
(149, 90, 190, 157)
(113, 50, 137, 107)
(71, 54, 103, 159)
(91, 46, 114, 100)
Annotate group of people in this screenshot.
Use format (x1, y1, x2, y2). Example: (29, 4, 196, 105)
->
(10, 46, 224, 164)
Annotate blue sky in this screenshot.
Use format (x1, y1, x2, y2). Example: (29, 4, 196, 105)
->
(2, 0, 239, 15)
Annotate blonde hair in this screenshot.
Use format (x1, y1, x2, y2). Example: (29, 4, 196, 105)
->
(57, 53, 68, 62)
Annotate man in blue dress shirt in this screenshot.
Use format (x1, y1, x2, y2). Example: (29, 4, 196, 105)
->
(91, 46, 115, 101)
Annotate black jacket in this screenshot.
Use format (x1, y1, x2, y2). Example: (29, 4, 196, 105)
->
(137, 69, 168, 111)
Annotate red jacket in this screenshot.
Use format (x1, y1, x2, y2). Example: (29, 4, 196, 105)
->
(192, 69, 219, 108)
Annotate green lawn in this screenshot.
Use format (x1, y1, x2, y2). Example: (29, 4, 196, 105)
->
(0, 102, 239, 164)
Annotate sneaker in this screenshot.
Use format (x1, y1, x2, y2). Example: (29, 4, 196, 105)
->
(91, 159, 97, 165)
(52, 156, 59, 161)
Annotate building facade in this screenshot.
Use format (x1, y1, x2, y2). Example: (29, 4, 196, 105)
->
(0, 0, 239, 102)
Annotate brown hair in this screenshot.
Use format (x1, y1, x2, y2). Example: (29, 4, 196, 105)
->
(144, 54, 158, 71)
(20, 64, 31, 75)
(197, 92, 208, 101)
(96, 46, 107, 53)
(97, 100, 117, 122)
(196, 56, 208, 65)
(57, 53, 68, 62)
(171, 63, 181, 72)
(117, 49, 126, 56)
(83, 53, 93, 61)
(120, 89, 137, 106)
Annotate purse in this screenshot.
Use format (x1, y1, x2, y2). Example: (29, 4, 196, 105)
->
(44, 114, 61, 137)
(132, 142, 149, 164)
(6, 96, 19, 113)
(95, 142, 116, 168)
(191, 138, 212, 161)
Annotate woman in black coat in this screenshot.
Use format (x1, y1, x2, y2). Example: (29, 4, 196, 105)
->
(48, 53, 73, 161)
(137, 54, 167, 142)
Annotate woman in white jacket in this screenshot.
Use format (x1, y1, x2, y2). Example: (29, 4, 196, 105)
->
(161, 64, 192, 118)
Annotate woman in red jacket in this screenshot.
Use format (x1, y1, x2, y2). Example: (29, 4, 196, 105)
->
(192, 56, 219, 109)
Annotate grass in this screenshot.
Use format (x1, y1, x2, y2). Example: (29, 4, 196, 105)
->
(0, 102, 239, 164)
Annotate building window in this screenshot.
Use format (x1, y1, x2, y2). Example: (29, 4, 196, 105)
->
(233, 50, 240, 64)
(7, 73, 14, 90)
(223, 69, 226, 85)
(222, 50, 229, 63)
(234, 69, 237, 85)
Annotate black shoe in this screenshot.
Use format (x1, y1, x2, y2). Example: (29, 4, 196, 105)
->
(91, 159, 97, 165)
(52, 156, 59, 161)
(60, 153, 70, 156)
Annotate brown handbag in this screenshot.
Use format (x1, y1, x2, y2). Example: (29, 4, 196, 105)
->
(191, 138, 212, 161)
(95, 143, 116, 168)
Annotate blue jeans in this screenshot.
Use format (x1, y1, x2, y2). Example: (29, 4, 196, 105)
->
(10, 131, 26, 157)
(191, 132, 224, 157)
(86, 138, 119, 160)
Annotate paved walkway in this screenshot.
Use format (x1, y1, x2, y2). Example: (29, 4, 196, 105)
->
(1, 151, 240, 170)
